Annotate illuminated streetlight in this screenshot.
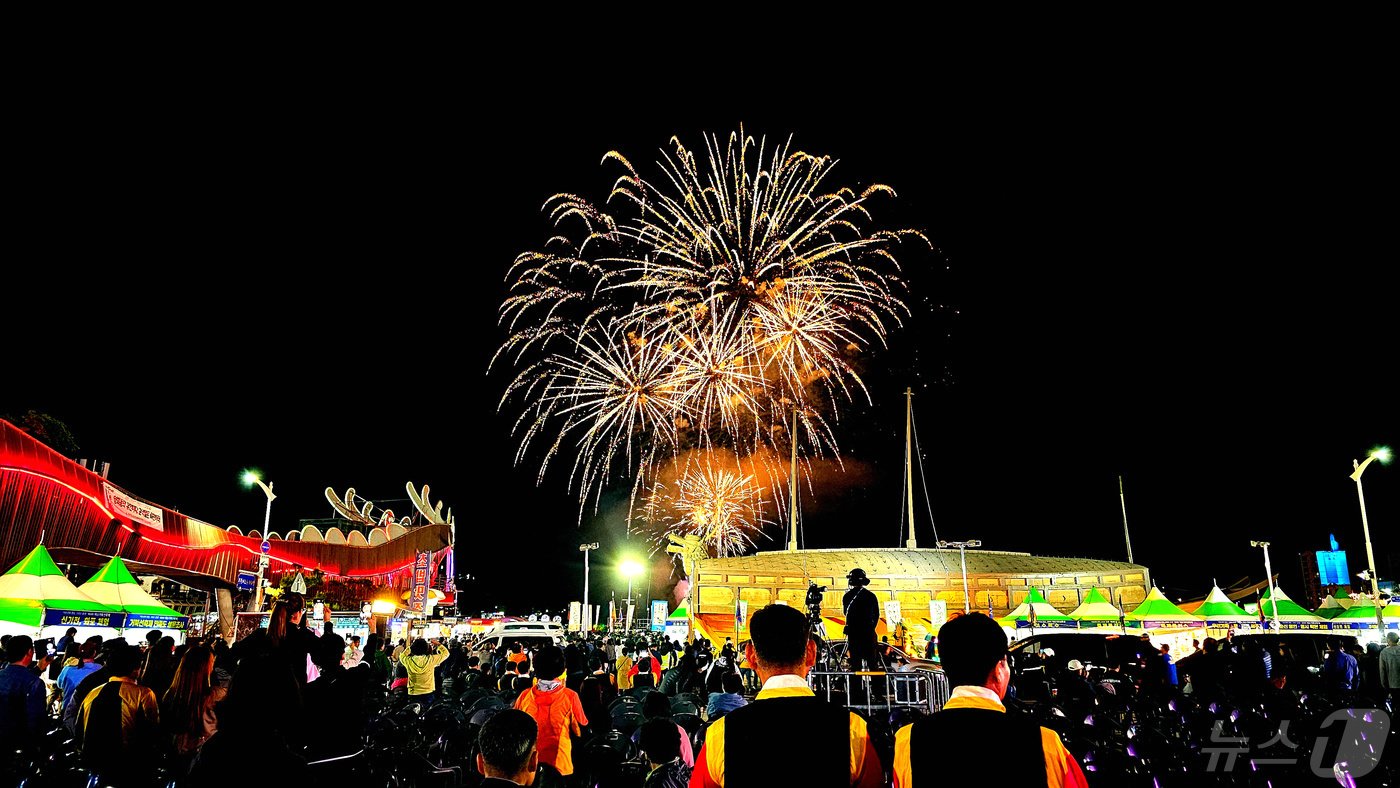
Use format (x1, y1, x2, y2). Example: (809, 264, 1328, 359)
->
(241, 470, 276, 613)
(620, 558, 644, 629)
(1250, 540, 1281, 632)
(1351, 446, 1391, 632)
(937, 539, 981, 613)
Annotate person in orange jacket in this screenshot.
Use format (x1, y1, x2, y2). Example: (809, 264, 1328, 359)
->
(513, 645, 588, 777)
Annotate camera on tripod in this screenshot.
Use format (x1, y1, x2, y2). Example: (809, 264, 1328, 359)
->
(805, 582, 827, 612)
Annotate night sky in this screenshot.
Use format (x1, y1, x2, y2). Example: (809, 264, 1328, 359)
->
(6, 71, 1395, 615)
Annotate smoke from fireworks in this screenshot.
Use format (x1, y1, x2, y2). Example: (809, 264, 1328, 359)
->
(495, 127, 928, 550)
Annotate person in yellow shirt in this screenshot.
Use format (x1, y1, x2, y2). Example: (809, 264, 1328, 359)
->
(78, 645, 160, 785)
(690, 604, 882, 788)
(400, 637, 450, 706)
(614, 646, 635, 692)
(892, 613, 1089, 788)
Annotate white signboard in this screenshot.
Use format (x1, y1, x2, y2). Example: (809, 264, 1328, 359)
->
(103, 482, 164, 531)
(568, 601, 582, 632)
(929, 600, 948, 632)
(884, 600, 902, 628)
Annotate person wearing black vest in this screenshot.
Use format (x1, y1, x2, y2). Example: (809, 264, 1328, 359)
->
(892, 613, 1088, 788)
(842, 568, 880, 671)
(691, 604, 882, 788)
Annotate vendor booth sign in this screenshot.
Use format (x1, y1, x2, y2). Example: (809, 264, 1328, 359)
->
(44, 609, 124, 628)
(124, 613, 187, 631)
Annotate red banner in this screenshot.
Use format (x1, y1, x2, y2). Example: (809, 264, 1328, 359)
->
(408, 550, 431, 612)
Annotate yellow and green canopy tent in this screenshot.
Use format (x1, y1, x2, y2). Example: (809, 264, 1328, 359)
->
(1195, 585, 1258, 625)
(1125, 587, 1203, 630)
(998, 588, 1076, 629)
(0, 545, 122, 630)
(77, 556, 187, 631)
(1068, 587, 1126, 630)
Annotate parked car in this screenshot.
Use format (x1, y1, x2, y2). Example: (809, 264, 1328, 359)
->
(469, 620, 564, 653)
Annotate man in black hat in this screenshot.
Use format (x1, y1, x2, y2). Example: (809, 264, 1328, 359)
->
(843, 568, 880, 671)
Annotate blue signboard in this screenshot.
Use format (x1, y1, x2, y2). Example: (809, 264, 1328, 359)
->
(43, 609, 124, 628)
(1316, 550, 1350, 586)
(236, 571, 257, 591)
(650, 600, 668, 632)
(123, 613, 188, 631)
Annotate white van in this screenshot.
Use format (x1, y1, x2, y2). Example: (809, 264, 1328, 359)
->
(470, 620, 564, 653)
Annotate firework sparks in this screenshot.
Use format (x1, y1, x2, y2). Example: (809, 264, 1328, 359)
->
(641, 454, 773, 557)
(495, 127, 928, 532)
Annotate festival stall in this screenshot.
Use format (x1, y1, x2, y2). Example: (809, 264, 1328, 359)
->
(1068, 587, 1127, 631)
(1192, 585, 1261, 636)
(77, 556, 188, 645)
(998, 588, 1076, 631)
(0, 545, 123, 643)
(1258, 586, 1329, 632)
(1125, 588, 1204, 659)
(1331, 602, 1400, 641)
(1314, 594, 1351, 620)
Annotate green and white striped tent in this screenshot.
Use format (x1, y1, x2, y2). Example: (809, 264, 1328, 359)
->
(78, 556, 187, 631)
(1330, 602, 1400, 631)
(1195, 585, 1259, 627)
(1314, 595, 1350, 620)
(0, 545, 122, 632)
(1258, 586, 1328, 630)
(1125, 588, 1203, 630)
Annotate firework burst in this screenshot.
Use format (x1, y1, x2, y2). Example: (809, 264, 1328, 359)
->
(642, 454, 774, 557)
(496, 127, 928, 534)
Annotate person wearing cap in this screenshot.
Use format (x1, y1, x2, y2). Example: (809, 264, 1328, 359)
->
(1057, 659, 1095, 708)
(893, 613, 1088, 788)
(690, 603, 882, 788)
(842, 568, 880, 672)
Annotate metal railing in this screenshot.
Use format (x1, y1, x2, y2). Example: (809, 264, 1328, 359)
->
(808, 669, 951, 716)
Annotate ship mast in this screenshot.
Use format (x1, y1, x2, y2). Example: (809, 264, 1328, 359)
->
(905, 387, 918, 549)
(787, 408, 799, 551)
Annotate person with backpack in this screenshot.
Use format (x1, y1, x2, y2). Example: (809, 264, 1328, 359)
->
(513, 645, 588, 778)
(77, 645, 161, 786)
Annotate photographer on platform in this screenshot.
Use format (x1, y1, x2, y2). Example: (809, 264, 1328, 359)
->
(842, 569, 880, 671)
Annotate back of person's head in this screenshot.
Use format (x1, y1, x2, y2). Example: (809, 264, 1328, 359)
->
(81, 636, 103, 660)
(722, 672, 743, 694)
(146, 630, 161, 646)
(637, 656, 652, 673)
(477, 708, 538, 779)
(157, 636, 175, 654)
(1388, 632, 1399, 646)
(108, 644, 144, 678)
(314, 633, 347, 669)
(748, 604, 810, 670)
(4, 634, 33, 663)
(533, 645, 565, 680)
(510, 642, 523, 654)
(63, 641, 82, 662)
(642, 690, 670, 720)
(938, 613, 1007, 689)
(468, 656, 480, 668)
(410, 639, 430, 656)
(638, 718, 681, 765)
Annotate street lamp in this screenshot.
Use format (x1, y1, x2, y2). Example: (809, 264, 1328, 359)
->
(579, 543, 599, 632)
(620, 558, 644, 629)
(241, 470, 275, 613)
(937, 539, 982, 613)
(1351, 446, 1391, 632)
(1250, 540, 1281, 632)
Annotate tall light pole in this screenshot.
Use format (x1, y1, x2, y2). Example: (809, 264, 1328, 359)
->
(1250, 540, 1281, 632)
(937, 539, 981, 613)
(579, 542, 599, 632)
(620, 558, 644, 630)
(1351, 446, 1391, 632)
(241, 470, 275, 613)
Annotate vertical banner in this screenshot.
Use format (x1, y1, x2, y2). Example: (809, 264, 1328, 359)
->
(625, 602, 635, 631)
(444, 548, 456, 595)
(408, 551, 431, 613)
(609, 600, 617, 630)
(929, 600, 948, 632)
(650, 600, 668, 632)
(735, 599, 749, 637)
(568, 601, 582, 632)
(884, 600, 902, 628)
